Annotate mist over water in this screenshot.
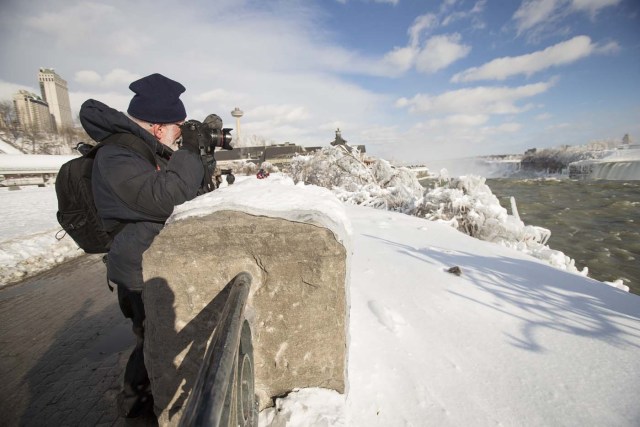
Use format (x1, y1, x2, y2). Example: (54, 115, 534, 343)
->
(486, 179, 640, 295)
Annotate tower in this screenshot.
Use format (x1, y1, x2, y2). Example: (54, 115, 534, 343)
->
(38, 68, 73, 132)
(330, 128, 347, 146)
(231, 107, 244, 144)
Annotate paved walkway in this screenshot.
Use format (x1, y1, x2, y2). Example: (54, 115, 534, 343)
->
(0, 255, 153, 426)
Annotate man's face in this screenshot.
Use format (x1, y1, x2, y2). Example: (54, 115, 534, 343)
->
(152, 123, 183, 150)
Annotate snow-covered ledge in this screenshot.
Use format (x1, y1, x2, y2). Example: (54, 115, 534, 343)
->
(142, 176, 351, 425)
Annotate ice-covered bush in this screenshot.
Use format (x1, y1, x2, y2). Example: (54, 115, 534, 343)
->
(290, 146, 423, 212)
(226, 160, 258, 175)
(259, 161, 279, 173)
(287, 146, 589, 278)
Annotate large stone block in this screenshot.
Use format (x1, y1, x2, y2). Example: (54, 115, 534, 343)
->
(143, 210, 347, 425)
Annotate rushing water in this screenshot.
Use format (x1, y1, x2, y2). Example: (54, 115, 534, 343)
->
(485, 179, 640, 295)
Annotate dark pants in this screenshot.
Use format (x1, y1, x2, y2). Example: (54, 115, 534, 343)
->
(117, 285, 154, 418)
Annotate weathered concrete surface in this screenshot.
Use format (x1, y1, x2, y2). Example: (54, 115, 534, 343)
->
(143, 210, 347, 425)
(0, 255, 147, 426)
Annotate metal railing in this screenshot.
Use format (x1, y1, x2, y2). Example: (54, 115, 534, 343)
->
(179, 272, 257, 427)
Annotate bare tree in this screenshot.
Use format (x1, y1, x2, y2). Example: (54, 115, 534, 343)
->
(22, 123, 42, 153)
(0, 100, 20, 139)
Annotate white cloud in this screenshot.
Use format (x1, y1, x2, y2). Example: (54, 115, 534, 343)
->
(104, 69, 140, 86)
(193, 89, 248, 106)
(415, 33, 471, 74)
(382, 46, 418, 73)
(75, 70, 101, 85)
(247, 104, 311, 124)
(442, 0, 487, 27)
(513, 0, 622, 35)
(74, 69, 140, 87)
(570, 0, 622, 15)
(384, 115, 525, 162)
(408, 14, 439, 46)
(483, 122, 522, 133)
(0, 81, 38, 101)
(536, 112, 552, 120)
(25, 3, 116, 47)
(513, 0, 560, 34)
(68, 90, 133, 119)
(378, 2, 483, 76)
(396, 80, 555, 115)
(382, 32, 471, 76)
(425, 114, 490, 128)
(594, 40, 621, 54)
(451, 36, 616, 82)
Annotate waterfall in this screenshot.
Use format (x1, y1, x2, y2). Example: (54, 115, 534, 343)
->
(589, 161, 640, 180)
(568, 146, 640, 180)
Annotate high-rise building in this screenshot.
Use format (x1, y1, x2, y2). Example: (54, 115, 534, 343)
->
(38, 68, 73, 131)
(13, 90, 55, 133)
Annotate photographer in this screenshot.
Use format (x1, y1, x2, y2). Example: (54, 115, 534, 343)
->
(79, 73, 213, 419)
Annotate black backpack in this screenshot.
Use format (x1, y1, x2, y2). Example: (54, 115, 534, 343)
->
(55, 134, 157, 254)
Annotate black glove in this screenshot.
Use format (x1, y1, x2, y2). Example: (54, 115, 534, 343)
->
(179, 120, 206, 155)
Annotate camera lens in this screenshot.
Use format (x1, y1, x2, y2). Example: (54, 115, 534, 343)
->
(208, 128, 233, 149)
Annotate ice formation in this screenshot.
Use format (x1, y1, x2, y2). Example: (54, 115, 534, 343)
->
(289, 146, 594, 282)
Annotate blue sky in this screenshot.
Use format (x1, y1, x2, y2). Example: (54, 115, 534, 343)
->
(0, 0, 638, 165)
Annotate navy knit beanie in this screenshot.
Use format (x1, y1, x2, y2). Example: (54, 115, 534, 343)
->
(127, 73, 187, 123)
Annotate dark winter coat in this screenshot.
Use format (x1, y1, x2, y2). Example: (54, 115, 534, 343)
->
(80, 99, 204, 291)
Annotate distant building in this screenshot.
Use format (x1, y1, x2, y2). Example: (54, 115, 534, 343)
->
(38, 68, 73, 131)
(330, 128, 348, 146)
(329, 128, 366, 154)
(215, 143, 316, 164)
(13, 90, 55, 133)
(215, 128, 365, 165)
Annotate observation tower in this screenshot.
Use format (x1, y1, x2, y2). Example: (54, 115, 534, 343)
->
(231, 107, 244, 144)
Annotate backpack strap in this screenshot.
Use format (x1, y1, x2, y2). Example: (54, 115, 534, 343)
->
(88, 133, 158, 168)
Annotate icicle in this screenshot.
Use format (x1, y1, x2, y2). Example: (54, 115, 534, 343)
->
(510, 196, 520, 222)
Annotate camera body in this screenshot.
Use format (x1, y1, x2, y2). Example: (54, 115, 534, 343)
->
(180, 114, 235, 192)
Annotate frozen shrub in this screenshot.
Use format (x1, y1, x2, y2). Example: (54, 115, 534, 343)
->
(286, 147, 588, 277)
(290, 146, 423, 213)
(228, 160, 258, 175)
(259, 161, 279, 173)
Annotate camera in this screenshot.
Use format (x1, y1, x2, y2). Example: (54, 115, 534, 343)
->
(180, 114, 234, 155)
(179, 114, 236, 192)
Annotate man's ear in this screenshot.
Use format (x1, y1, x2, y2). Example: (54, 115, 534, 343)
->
(150, 123, 163, 139)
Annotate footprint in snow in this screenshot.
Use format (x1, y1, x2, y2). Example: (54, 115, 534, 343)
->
(368, 300, 406, 333)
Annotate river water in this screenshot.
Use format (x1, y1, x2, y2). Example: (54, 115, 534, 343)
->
(485, 179, 640, 295)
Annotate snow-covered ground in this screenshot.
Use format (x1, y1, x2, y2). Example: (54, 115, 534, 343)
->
(1, 174, 639, 426)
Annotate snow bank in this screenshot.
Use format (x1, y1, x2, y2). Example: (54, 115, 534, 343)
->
(0, 229, 80, 284)
(0, 186, 83, 287)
